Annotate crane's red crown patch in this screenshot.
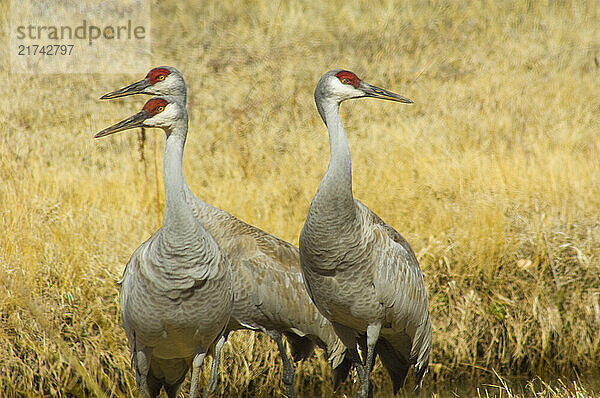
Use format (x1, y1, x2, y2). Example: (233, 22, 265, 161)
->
(146, 68, 171, 85)
(335, 70, 360, 88)
(143, 98, 169, 115)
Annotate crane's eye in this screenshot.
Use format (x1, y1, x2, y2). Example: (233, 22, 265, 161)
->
(157, 75, 165, 81)
(340, 78, 348, 84)
(156, 106, 165, 112)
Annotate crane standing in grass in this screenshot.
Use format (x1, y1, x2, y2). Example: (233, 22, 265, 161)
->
(299, 70, 432, 398)
(101, 67, 351, 397)
(95, 97, 233, 398)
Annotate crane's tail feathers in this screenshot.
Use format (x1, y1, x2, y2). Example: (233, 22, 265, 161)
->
(324, 338, 351, 389)
(143, 359, 187, 398)
(332, 354, 352, 390)
(414, 362, 428, 389)
(284, 332, 316, 362)
(145, 371, 183, 398)
(329, 339, 349, 371)
(146, 372, 163, 398)
(375, 338, 410, 395)
(163, 382, 182, 398)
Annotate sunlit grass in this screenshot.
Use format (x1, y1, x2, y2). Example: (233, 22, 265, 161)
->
(1, 0, 599, 396)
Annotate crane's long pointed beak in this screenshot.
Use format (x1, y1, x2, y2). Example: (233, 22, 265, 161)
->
(100, 79, 151, 100)
(358, 81, 413, 103)
(95, 111, 149, 138)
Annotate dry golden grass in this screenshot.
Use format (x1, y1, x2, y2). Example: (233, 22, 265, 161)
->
(1, 0, 599, 396)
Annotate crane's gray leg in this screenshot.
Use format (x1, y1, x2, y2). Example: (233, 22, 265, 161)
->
(331, 322, 369, 398)
(203, 335, 226, 398)
(360, 323, 382, 398)
(189, 352, 207, 398)
(267, 330, 295, 398)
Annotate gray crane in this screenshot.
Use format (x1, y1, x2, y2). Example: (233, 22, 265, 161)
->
(95, 97, 233, 398)
(102, 67, 351, 397)
(299, 70, 432, 398)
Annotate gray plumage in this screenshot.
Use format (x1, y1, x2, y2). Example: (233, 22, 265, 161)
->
(186, 199, 352, 394)
(299, 70, 432, 397)
(101, 67, 351, 397)
(96, 96, 233, 398)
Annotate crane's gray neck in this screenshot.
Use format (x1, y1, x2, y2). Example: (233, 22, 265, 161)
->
(162, 113, 196, 232)
(177, 90, 187, 106)
(312, 98, 355, 220)
(168, 77, 187, 106)
(173, 74, 187, 105)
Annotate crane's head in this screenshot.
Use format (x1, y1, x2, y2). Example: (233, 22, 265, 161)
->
(315, 69, 413, 105)
(95, 96, 184, 138)
(100, 66, 186, 100)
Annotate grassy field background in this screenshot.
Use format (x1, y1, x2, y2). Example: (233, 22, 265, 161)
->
(1, 0, 599, 396)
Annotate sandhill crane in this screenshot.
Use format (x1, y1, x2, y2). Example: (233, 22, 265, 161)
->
(95, 97, 233, 398)
(299, 70, 432, 398)
(102, 67, 351, 397)
(100, 66, 187, 102)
